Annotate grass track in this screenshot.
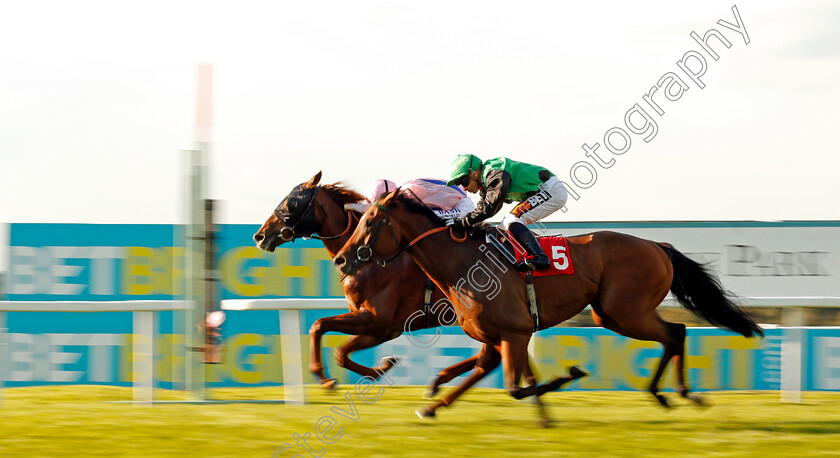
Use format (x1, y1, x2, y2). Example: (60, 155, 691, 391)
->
(1, 386, 839, 457)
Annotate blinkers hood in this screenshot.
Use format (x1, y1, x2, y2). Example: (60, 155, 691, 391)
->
(273, 185, 320, 238)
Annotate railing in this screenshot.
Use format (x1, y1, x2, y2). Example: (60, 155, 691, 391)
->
(0, 301, 189, 405)
(1, 297, 839, 405)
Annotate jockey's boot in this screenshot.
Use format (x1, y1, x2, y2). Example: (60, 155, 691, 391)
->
(508, 222, 550, 272)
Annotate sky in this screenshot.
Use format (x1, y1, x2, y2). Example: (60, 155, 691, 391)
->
(1, 0, 838, 239)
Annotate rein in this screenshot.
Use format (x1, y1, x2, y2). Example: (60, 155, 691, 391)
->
(312, 208, 357, 240)
(356, 207, 467, 267)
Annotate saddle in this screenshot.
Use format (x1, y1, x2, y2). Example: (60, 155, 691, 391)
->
(485, 227, 575, 331)
(485, 227, 574, 276)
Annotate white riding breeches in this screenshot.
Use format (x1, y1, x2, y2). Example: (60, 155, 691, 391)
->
(500, 176, 568, 230)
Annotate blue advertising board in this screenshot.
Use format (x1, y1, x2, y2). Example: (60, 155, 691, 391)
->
(7, 223, 344, 301)
(4, 222, 839, 391)
(5, 310, 840, 391)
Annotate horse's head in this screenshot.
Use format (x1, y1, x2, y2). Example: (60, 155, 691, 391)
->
(253, 171, 325, 252)
(254, 172, 366, 252)
(333, 189, 405, 275)
(334, 187, 454, 276)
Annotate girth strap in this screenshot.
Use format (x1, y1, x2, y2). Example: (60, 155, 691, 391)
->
(423, 279, 435, 329)
(524, 271, 541, 331)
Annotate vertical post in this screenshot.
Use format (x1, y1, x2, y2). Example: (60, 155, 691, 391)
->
(203, 199, 219, 377)
(195, 63, 214, 146)
(0, 311, 6, 406)
(133, 311, 156, 404)
(204, 200, 218, 320)
(781, 306, 804, 403)
(279, 310, 305, 404)
(185, 63, 214, 401)
(0, 252, 7, 405)
(171, 225, 186, 392)
(185, 147, 206, 401)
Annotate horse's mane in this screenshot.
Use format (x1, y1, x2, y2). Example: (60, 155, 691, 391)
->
(395, 194, 489, 239)
(315, 182, 365, 206)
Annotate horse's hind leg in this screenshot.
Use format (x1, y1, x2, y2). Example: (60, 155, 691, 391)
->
(670, 323, 706, 406)
(645, 321, 687, 408)
(309, 310, 398, 389)
(309, 315, 366, 387)
(600, 304, 685, 408)
(333, 334, 400, 382)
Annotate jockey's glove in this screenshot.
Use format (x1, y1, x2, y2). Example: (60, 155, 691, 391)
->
(452, 217, 470, 228)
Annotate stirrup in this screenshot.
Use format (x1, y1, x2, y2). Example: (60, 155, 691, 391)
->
(516, 259, 536, 272)
(516, 255, 549, 272)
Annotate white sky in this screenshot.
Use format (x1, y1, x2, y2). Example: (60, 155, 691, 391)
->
(1, 0, 838, 237)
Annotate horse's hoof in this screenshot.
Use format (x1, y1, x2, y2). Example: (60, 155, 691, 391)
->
(415, 406, 436, 420)
(568, 365, 589, 379)
(538, 418, 552, 428)
(654, 393, 671, 408)
(380, 356, 400, 371)
(321, 378, 337, 390)
(687, 393, 709, 408)
(423, 386, 439, 400)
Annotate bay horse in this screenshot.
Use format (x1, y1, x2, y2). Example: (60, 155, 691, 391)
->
(253, 172, 571, 417)
(334, 190, 764, 415)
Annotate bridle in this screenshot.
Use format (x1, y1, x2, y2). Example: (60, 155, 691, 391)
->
(355, 202, 466, 268)
(273, 187, 357, 243)
(355, 203, 404, 267)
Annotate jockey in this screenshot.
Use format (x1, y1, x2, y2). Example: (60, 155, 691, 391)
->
(446, 154, 568, 271)
(345, 178, 476, 221)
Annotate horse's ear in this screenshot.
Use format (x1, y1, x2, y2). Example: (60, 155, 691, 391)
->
(380, 187, 402, 206)
(303, 171, 322, 188)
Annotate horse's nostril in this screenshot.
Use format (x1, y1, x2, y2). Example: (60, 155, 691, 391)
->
(334, 255, 346, 267)
(254, 233, 264, 243)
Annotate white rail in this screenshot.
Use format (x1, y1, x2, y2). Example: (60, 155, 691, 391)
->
(0, 301, 190, 312)
(221, 298, 348, 311)
(0, 301, 188, 405)
(660, 296, 840, 307)
(219, 298, 350, 404)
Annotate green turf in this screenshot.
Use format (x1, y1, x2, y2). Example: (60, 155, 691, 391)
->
(1, 386, 839, 457)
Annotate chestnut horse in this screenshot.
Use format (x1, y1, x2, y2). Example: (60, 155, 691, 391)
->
(334, 190, 764, 416)
(253, 173, 566, 417)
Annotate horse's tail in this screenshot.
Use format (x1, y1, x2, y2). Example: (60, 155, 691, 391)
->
(657, 243, 764, 338)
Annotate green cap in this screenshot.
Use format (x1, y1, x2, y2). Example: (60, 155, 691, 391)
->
(447, 154, 483, 186)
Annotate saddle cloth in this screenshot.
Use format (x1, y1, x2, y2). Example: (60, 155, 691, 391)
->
(512, 235, 575, 277)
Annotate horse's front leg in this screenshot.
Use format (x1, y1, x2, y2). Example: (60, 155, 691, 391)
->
(424, 354, 480, 399)
(416, 344, 501, 419)
(521, 358, 551, 427)
(308, 309, 383, 389)
(424, 349, 547, 402)
(501, 335, 531, 399)
(423, 351, 541, 400)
